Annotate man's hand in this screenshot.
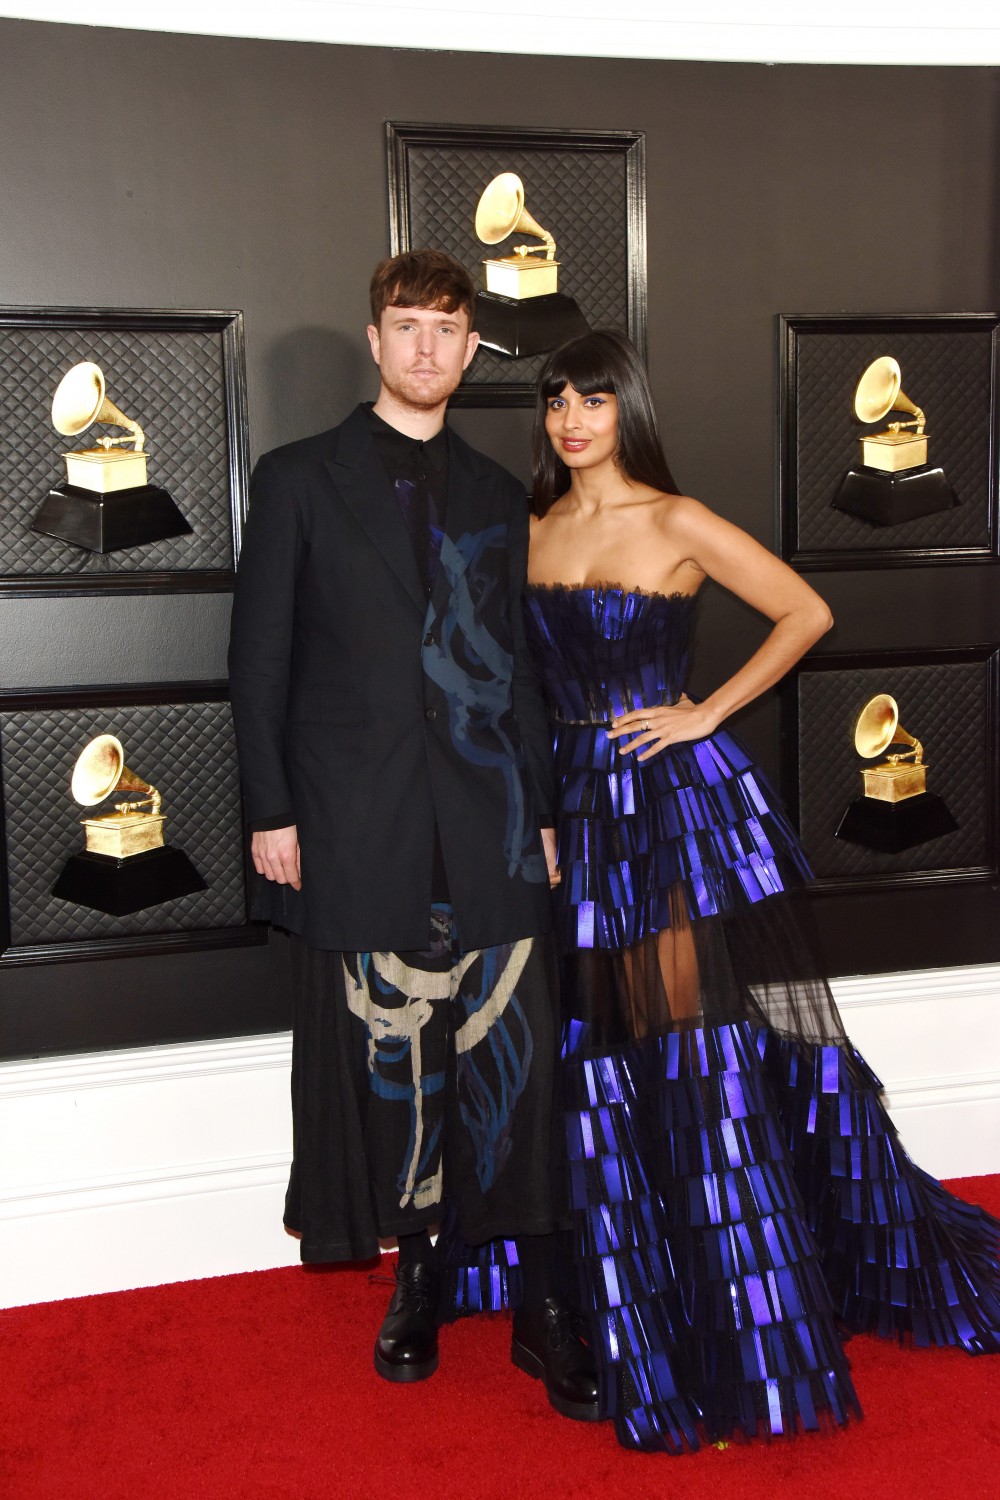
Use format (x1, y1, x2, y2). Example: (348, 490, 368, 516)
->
(541, 826, 561, 888)
(251, 825, 302, 890)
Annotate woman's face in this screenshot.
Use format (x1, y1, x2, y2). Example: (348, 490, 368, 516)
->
(544, 382, 620, 472)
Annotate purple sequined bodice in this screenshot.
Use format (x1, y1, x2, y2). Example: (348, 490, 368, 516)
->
(523, 583, 697, 724)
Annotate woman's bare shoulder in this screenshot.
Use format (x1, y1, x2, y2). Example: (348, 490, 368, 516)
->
(650, 491, 719, 534)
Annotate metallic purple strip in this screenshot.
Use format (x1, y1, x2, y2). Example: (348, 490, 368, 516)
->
(704, 1173, 723, 1225)
(742, 771, 770, 816)
(583, 1059, 599, 1109)
(762, 1216, 785, 1267)
(602, 1254, 623, 1309)
(751, 1327, 767, 1379)
(603, 1154, 625, 1203)
(623, 767, 635, 815)
(723, 1071, 747, 1119)
(604, 1309, 620, 1362)
(719, 1025, 739, 1075)
(600, 1055, 626, 1104)
(721, 1117, 741, 1169)
(730, 1278, 744, 1332)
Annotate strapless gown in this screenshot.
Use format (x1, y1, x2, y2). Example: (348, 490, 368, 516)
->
(447, 583, 1000, 1453)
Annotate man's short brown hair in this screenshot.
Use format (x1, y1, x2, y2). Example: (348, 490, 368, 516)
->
(369, 249, 476, 326)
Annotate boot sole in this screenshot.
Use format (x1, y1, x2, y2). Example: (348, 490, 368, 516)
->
(373, 1344, 439, 1383)
(511, 1337, 601, 1423)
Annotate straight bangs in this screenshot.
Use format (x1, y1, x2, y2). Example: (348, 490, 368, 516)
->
(537, 343, 621, 403)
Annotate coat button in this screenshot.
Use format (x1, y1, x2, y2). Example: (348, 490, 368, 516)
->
(425, 707, 437, 721)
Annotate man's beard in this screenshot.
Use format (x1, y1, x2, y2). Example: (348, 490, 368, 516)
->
(382, 366, 460, 411)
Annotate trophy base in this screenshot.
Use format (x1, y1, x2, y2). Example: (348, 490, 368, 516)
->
(860, 432, 928, 472)
(861, 762, 927, 802)
(482, 256, 560, 300)
(51, 845, 206, 916)
(474, 292, 589, 358)
(831, 466, 958, 527)
(835, 792, 958, 854)
(31, 483, 193, 553)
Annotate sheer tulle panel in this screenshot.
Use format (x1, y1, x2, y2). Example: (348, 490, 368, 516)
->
(561, 890, 847, 1051)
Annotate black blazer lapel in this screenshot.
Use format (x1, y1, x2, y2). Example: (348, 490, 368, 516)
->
(324, 407, 426, 613)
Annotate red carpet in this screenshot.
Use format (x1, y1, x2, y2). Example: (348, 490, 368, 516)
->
(2, 1175, 998, 1499)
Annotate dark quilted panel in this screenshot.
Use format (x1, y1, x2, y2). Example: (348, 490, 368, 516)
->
(1, 698, 247, 946)
(785, 324, 995, 558)
(0, 324, 235, 577)
(403, 143, 632, 388)
(795, 658, 992, 883)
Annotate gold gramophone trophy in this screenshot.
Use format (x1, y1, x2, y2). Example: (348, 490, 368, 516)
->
(51, 734, 205, 915)
(472, 173, 588, 358)
(835, 694, 958, 853)
(831, 357, 957, 526)
(32, 362, 192, 552)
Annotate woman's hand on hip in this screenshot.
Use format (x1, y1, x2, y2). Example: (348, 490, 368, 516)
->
(608, 697, 720, 761)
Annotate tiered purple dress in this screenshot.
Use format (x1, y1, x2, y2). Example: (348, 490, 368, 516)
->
(449, 582, 1000, 1453)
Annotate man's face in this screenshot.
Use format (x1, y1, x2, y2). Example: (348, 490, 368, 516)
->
(367, 303, 479, 411)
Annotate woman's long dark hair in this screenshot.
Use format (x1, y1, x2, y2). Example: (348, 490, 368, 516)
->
(530, 330, 681, 515)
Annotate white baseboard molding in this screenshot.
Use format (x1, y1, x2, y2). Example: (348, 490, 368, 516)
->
(2, 963, 998, 1309)
(0, 1033, 300, 1308)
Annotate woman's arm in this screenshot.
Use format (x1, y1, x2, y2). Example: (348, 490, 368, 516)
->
(611, 497, 832, 760)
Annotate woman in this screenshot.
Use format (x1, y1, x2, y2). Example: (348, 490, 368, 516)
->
(496, 329, 998, 1453)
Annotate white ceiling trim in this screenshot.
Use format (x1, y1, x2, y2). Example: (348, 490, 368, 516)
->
(2, 0, 1000, 65)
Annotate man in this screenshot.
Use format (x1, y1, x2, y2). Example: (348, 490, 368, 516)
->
(229, 249, 596, 1420)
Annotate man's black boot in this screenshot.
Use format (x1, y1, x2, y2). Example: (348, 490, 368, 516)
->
(374, 1262, 441, 1383)
(511, 1297, 600, 1421)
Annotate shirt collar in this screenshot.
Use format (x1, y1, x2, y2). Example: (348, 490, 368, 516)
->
(366, 403, 448, 474)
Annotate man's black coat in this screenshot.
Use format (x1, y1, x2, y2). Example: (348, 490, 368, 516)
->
(228, 404, 554, 953)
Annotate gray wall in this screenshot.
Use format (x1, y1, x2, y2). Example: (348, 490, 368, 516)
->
(1, 18, 999, 1056)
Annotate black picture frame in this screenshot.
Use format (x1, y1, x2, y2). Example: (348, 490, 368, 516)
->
(0, 307, 250, 596)
(778, 314, 1000, 569)
(0, 681, 263, 967)
(781, 645, 999, 894)
(386, 122, 647, 406)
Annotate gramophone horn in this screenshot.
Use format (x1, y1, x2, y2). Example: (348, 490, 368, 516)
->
(51, 362, 146, 451)
(70, 734, 161, 813)
(853, 357, 924, 431)
(853, 694, 923, 765)
(475, 173, 556, 259)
